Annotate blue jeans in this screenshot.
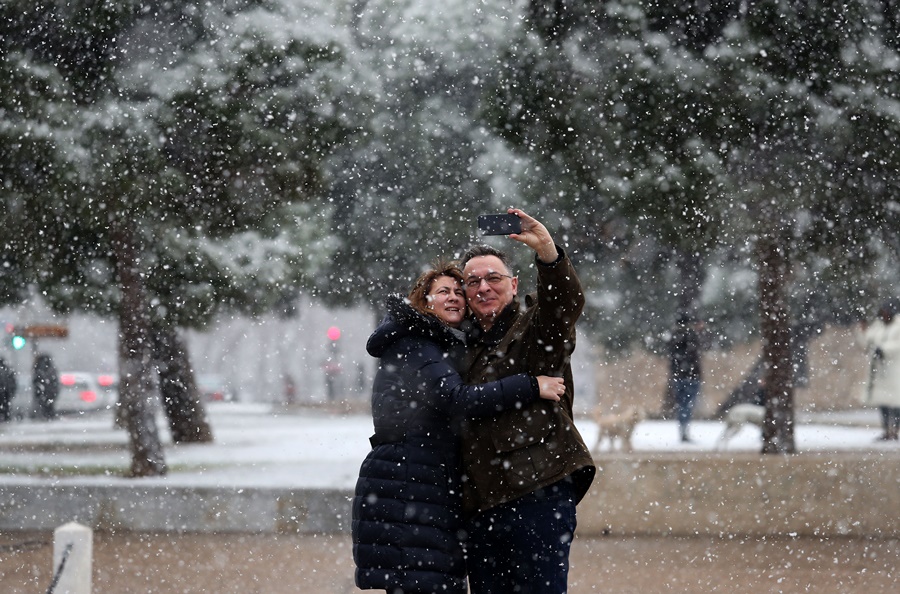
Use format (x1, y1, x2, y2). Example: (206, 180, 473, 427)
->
(464, 478, 577, 594)
(674, 379, 700, 430)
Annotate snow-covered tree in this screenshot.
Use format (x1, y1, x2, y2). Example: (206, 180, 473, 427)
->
(318, 0, 537, 306)
(1, 0, 360, 475)
(709, 0, 900, 452)
(482, 0, 900, 452)
(0, 18, 75, 306)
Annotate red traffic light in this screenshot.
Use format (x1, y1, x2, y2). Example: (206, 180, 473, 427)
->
(327, 326, 341, 341)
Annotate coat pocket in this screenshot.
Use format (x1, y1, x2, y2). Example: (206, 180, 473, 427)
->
(489, 405, 556, 451)
(489, 405, 565, 487)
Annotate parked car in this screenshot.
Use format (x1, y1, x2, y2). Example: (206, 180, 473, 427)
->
(95, 372, 119, 404)
(55, 371, 115, 414)
(95, 372, 165, 413)
(196, 374, 238, 403)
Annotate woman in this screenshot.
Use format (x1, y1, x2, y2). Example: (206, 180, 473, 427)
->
(862, 299, 900, 441)
(352, 261, 564, 594)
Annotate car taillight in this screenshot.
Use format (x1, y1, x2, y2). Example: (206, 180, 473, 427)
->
(210, 391, 224, 401)
(80, 391, 97, 403)
(61, 374, 77, 386)
(97, 375, 115, 387)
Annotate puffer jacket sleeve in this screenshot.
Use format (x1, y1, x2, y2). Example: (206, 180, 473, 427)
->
(395, 337, 539, 418)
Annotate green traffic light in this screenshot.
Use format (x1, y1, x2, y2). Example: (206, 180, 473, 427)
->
(12, 335, 26, 350)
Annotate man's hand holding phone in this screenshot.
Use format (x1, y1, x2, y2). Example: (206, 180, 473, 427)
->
(499, 209, 558, 263)
(477, 209, 558, 263)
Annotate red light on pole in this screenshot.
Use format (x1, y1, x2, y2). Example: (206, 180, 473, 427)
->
(327, 326, 341, 341)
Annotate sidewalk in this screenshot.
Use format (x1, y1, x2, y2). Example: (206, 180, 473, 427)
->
(1, 405, 898, 592)
(2, 530, 897, 593)
(1, 403, 897, 535)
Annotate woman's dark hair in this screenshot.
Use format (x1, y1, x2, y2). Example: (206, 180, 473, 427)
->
(407, 260, 464, 318)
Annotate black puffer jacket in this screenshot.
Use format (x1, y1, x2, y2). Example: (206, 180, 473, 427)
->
(352, 295, 539, 594)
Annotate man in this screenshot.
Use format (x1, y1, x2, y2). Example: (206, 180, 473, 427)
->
(459, 208, 595, 594)
(33, 353, 59, 420)
(0, 357, 16, 422)
(668, 312, 704, 442)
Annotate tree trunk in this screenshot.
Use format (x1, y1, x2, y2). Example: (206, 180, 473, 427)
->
(757, 234, 795, 454)
(153, 319, 213, 444)
(111, 216, 167, 477)
(676, 248, 705, 314)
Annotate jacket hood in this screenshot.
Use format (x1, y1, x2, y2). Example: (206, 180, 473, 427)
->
(366, 294, 464, 357)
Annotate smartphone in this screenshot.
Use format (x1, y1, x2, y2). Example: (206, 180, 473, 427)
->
(478, 213, 522, 236)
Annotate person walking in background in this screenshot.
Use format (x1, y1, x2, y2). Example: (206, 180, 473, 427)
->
(32, 352, 59, 420)
(0, 357, 16, 422)
(352, 260, 566, 594)
(668, 312, 704, 443)
(861, 298, 900, 441)
(459, 209, 595, 594)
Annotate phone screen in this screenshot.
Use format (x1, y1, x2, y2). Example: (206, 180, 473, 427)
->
(478, 214, 522, 236)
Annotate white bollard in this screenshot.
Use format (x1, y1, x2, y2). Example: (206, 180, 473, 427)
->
(51, 522, 93, 594)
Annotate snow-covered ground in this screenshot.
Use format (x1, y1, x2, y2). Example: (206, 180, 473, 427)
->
(0, 403, 895, 489)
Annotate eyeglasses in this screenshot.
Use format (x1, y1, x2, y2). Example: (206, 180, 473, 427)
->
(465, 273, 513, 289)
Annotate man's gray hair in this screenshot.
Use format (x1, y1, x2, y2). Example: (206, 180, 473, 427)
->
(460, 245, 512, 270)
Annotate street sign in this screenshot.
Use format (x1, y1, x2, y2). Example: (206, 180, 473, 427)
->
(22, 325, 69, 339)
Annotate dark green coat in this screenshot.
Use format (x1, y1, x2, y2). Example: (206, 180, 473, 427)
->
(460, 247, 596, 514)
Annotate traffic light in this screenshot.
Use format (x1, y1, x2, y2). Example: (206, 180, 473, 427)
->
(9, 326, 26, 350)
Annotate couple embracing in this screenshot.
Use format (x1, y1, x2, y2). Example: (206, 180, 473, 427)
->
(352, 209, 596, 594)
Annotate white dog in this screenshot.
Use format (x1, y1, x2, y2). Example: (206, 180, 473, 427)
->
(592, 405, 644, 453)
(716, 403, 766, 449)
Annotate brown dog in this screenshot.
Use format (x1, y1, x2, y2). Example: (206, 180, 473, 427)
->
(592, 405, 644, 453)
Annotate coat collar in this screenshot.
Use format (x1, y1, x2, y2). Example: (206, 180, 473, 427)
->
(465, 296, 522, 347)
(367, 294, 464, 357)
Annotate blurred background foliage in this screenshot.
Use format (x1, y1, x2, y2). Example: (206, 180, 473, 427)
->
(2, 0, 899, 353)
